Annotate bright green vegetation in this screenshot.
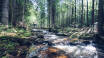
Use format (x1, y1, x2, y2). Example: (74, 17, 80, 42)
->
(0, 25, 32, 38)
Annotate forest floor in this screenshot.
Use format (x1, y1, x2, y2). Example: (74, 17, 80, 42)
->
(0, 25, 99, 58)
(0, 25, 33, 58)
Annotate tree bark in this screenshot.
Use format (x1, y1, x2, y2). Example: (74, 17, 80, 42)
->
(92, 0, 95, 25)
(47, 0, 51, 28)
(87, 0, 89, 26)
(51, 0, 56, 28)
(0, 0, 3, 22)
(75, 0, 76, 23)
(81, 0, 83, 27)
(1, 0, 9, 25)
(47, 0, 56, 28)
(98, 0, 104, 35)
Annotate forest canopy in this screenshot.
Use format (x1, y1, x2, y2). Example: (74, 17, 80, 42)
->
(0, 0, 100, 28)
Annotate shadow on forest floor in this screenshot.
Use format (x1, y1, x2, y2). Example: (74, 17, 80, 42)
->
(0, 36, 32, 58)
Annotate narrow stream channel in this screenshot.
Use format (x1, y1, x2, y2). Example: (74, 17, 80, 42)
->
(26, 29, 99, 58)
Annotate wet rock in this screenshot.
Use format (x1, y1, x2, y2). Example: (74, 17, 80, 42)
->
(48, 28, 58, 33)
(31, 56, 38, 58)
(31, 29, 43, 32)
(37, 35, 44, 38)
(69, 42, 78, 46)
(55, 32, 67, 36)
(82, 41, 91, 45)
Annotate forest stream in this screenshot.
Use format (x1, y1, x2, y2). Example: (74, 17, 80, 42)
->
(26, 29, 99, 58)
(1, 0, 104, 58)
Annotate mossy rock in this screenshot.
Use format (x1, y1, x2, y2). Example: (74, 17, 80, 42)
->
(69, 32, 80, 39)
(79, 33, 93, 40)
(23, 32, 31, 37)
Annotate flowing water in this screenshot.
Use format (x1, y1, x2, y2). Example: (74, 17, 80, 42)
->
(26, 29, 104, 58)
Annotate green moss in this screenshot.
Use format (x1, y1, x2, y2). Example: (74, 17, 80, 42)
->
(6, 28, 16, 33)
(79, 33, 93, 40)
(23, 32, 31, 37)
(0, 25, 32, 57)
(2, 56, 9, 58)
(17, 30, 32, 38)
(70, 34, 78, 38)
(0, 36, 30, 57)
(0, 25, 6, 32)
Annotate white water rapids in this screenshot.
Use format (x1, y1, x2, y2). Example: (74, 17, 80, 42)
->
(27, 29, 98, 58)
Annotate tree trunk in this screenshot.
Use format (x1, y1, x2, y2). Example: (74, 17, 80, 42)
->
(12, 0, 17, 26)
(47, 0, 56, 28)
(1, 0, 9, 25)
(75, 0, 76, 23)
(87, 0, 89, 26)
(81, 0, 83, 27)
(71, 5, 74, 24)
(0, 0, 3, 22)
(51, 0, 56, 28)
(47, 0, 51, 28)
(9, 0, 14, 26)
(92, 0, 95, 25)
(98, 0, 104, 35)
